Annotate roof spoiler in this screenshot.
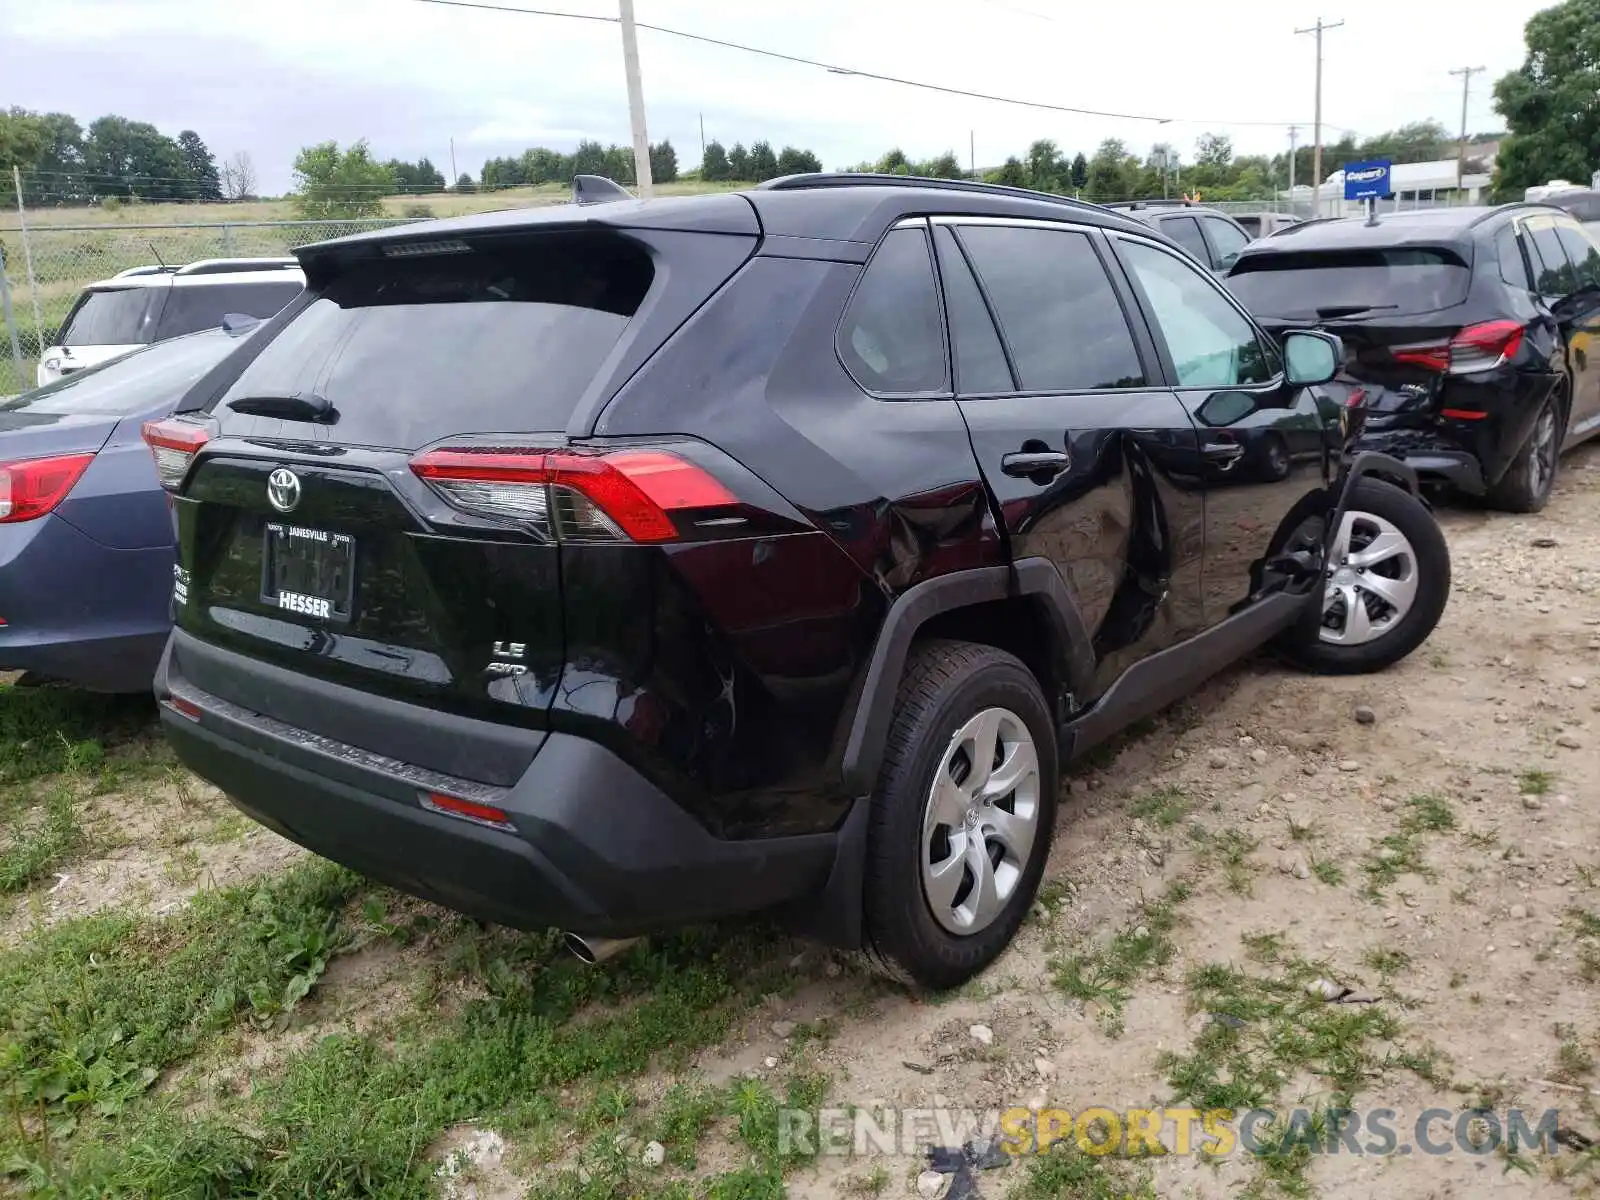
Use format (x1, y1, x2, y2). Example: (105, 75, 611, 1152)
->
(572, 175, 634, 206)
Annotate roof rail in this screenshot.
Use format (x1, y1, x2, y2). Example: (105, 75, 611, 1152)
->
(755, 172, 1105, 214)
(113, 265, 178, 278)
(174, 257, 301, 277)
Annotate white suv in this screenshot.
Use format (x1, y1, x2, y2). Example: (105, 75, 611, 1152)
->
(36, 259, 304, 387)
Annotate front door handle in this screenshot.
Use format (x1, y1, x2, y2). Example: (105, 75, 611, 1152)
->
(1001, 450, 1071, 479)
(1203, 441, 1246, 469)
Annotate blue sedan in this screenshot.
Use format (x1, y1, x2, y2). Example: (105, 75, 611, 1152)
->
(0, 321, 259, 692)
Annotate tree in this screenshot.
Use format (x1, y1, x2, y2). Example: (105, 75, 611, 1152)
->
(455, 172, 476, 193)
(177, 130, 222, 200)
(1357, 120, 1451, 165)
(776, 145, 822, 176)
(1070, 153, 1089, 190)
(386, 158, 446, 194)
(1194, 132, 1233, 170)
(219, 151, 258, 201)
(1492, 0, 1600, 197)
(922, 151, 963, 179)
(873, 148, 911, 175)
(701, 139, 730, 181)
(1024, 139, 1064, 191)
(1084, 139, 1135, 201)
(82, 115, 187, 199)
(749, 140, 779, 181)
(649, 140, 678, 183)
(727, 142, 750, 180)
(520, 147, 571, 185)
(991, 156, 1028, 187)
(291, 140, 394, 219)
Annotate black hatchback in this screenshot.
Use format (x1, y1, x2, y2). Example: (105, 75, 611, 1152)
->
(1227, 205, 1600, 512)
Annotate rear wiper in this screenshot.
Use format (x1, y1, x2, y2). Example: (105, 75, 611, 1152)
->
(1315, 304, 1399, 318)
(227, 393, 337, 423)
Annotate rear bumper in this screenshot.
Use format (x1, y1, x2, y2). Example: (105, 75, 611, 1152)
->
(1346, 429, 1486, 494)
(0, 515, 173, 692)
(155, 637, 839, 935)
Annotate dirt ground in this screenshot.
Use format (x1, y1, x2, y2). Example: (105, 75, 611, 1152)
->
(4, 443, 1598, 1198)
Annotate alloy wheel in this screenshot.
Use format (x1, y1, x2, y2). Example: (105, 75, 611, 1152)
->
(1320, 509, 1420, 646)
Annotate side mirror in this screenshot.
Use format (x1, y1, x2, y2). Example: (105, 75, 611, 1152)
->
(1283, 329, 1343, 386)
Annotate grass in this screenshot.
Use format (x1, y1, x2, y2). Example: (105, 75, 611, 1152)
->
(1517, 768, 1556, 796)
(0, 685, 154, 788)
(1009, 1142, 1158, 1198)
(0, 787, 83, 894)
(1050, 882, 1191, 1036)
(1360, 794, 1457, 899)
(1189, 827, 1259, 896)
(1130, 785, 1193, 829)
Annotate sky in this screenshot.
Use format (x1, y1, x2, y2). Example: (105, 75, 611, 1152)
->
(0, 0, 1555, 194)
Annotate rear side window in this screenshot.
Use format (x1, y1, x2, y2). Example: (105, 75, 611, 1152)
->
(154, 281, 302, 340)
(838, 227, 947, 394)
(1555, 223, 1600, 290)
(1202, 216, 1250, 269)
(1496, 226, 1532, 291)
(1235, 216, 1263, 238)
(1226, 247, 1472, 317)
(932, 226, 1013, 394)
(956, 225, 1146, 392)
(216, 234, 653, 447)
(2, 330, 243, 417)
(1160, 216, 1210, 264)
(58, 287, 162, 346)
(1527, 223, 1575, 295)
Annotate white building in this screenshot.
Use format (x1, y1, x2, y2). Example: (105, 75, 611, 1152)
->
(1318, 158, 1492, 217)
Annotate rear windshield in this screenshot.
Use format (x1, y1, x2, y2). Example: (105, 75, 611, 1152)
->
(1235, 216, 1263, 237)
(58, 287, 163, 346)
(215, 234, 653, 447)
(1228, 247, 1471, 318)
(3, 329, 248, 417)
(154, 280, 302, 340)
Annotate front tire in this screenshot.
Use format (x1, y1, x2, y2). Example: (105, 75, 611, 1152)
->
(1282, 479, 1450, 675)
(861, 640, 1058, 990)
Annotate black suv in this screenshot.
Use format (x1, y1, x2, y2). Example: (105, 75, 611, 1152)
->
(1227, 205, 1600, 512)
(143, 174, 1449, 989)
(1100, 200, 1255, 275)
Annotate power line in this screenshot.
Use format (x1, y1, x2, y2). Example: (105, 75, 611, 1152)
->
(400, 0, 1320, 130)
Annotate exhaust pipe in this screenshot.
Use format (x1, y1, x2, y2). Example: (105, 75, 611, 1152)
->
(563, 932, 640, 965)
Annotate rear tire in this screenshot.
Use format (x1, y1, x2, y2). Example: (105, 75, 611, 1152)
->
(860, 640, 1058, 990)
(1485, 388, 1562, 513)
(1282, 479, 1450, 675)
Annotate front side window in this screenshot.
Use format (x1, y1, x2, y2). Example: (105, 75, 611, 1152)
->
(955, 225, 1146, 392)
(1554, 222, 1600, 291)
(1118, 239, 1274, 389)
(1527, 221, 1576, 296)
(1202, 216, 1251, 270)
(57, 287, 162, 346)
(837, 226, 947, 395)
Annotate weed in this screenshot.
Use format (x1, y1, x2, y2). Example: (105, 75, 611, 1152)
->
(1552, 1024, 1595, 1083)
(1192, 828, 1258, 896)
(1009, 1141, 1157, 1199)
(1401, 794, 1455, 834)
(0, 687, 153, 786)
(1311, 857, 1345, 887)
(1517, 768, 1556, 796)
(0, 788, 82, 894)
(1050, 883, 1190, 1037)
(1362, 947, 1410, 976)
(1131, 785, 1192, 829)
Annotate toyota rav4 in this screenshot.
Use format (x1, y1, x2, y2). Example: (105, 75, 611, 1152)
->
(144, 174, 1450, 989)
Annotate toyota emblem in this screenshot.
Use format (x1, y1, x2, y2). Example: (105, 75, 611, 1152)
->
(267, 468, 302, 514)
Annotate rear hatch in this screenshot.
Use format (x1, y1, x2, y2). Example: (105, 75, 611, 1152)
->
(1229, 244, 1486, 421)
(154, 217, 759, 758)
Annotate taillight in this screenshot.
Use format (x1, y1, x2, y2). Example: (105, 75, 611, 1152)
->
(1449, 319, 1525, 373)
(409, 446, 738, 543)
(0, 454, 95, 522)
(141, 417, 213, 491)
(1391, 321, 1525, 376)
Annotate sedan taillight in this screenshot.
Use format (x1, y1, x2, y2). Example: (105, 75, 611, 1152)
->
(0, 454, 95, 522)
(1391, 320, 1526, 376)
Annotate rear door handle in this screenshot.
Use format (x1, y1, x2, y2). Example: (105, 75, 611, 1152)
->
(1001, 450, 1071, 478)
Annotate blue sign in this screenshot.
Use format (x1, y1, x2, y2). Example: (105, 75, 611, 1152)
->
(1343, 159, 1393, 201)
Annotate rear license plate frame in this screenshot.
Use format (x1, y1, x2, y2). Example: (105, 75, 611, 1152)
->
(260, 521, 356, 623)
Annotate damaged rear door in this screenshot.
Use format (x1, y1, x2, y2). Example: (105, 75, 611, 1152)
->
(935, 217, 1206, 695)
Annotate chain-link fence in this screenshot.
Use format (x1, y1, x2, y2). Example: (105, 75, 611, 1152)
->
(0, 218, 421, 396)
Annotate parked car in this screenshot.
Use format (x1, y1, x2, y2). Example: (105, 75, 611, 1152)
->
(0, 319, 262, 692)
(1233, 212, 1303, 240)
(145, 174, 1449, 989)
(1543, 187, 1600, 235)
(1099, 200, 1255, 274)
(36, 259, 302, 387)
(1226, 205, 1600, 513)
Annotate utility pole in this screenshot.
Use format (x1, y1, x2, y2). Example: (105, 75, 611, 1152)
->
(1287, 125, 1298, 204)
(970, 130, 976, 179)
(449, 138, 458, 187)
(699, 113, 706, 165)
(1295, 17, 1343, 217)
(618, 0, 654, 199)
(1449, 65, 1485, 193)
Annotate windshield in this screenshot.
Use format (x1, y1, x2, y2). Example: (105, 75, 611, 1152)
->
(216, 233, 654, 448)
(3, 329, 251, 417)
(154, 281, 303, 340)
(1228, 247, 1471, 317)
(57, 287, 163, 346)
